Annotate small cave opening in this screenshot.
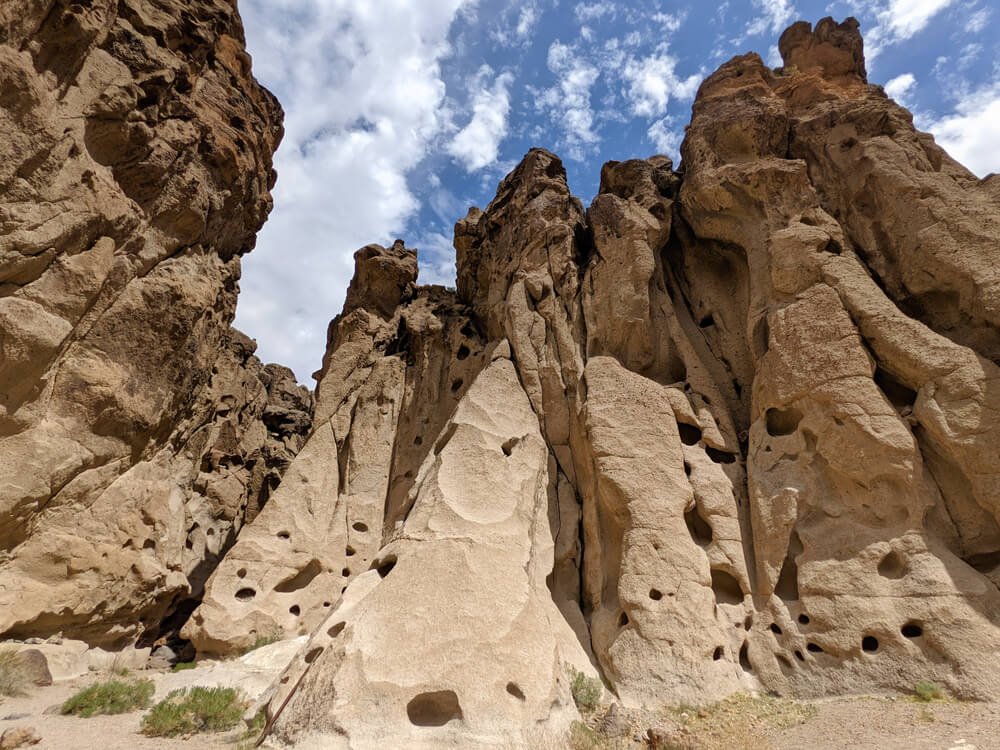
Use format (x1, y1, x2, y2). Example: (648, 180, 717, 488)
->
(304, 646, 323, 664)
(618, 611, 630, 628)
(328, 622, 345, 638)
(649, 588, 663, 601)
(352, 521, 369, 533)
(406, 690, 464, 727)
(795, 650, 804, 662)
(775, 531, 802, 602)
(501, 437, 519, 456)
(878, 550, 907, 579)
(713, 646, 724, 661)
(456, 344, 471, 360)
(706, 446, 737, 464)
(739, 642, 753, 673)
(765, 407, 803, 437)
(289, 605, 300, 616)
(451, 378, 464, 393)
(901, 622, 923, 639)
(685, 504, 713, 547)
(798, 614, 810, 625)
(505, 682, 526, 701)
(770, 623, 782, 635)
(677, 422, 702, 445)
(699, 314, 715, 328)
(710, 569, 744, 605)
(375, 556, 397, 578)
(235, 588, 256, 601)
(807, 642, 824, 653)
(862, 635, 879, 652)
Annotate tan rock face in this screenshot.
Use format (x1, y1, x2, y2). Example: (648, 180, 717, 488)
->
(0, 0, 307, 647)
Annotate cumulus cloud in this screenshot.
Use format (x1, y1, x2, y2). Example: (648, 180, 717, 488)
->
(852, 0, 958, 58)
(884, 72, 916, 105)
(448, 66, 515, 171)
(531, 41, 601, 159)
(745, 0, 795, 36)
(234, 0, 469, 382)
(621, 45, 701, 118)
(575, 1, 618, 23)
(647, 116, 684, 160)
(921, 80, 1000, 177)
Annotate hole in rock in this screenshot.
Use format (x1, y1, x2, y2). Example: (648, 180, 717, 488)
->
(341, 568, 351, 577)
(744, 615, 753, 631)
(235, 588, 256, 601)
(739, 642, 753, 672)
(277, 531, 290, 540)
(274, 560, 322, 593)
(798, 614, 810, 625)
(501, 437, 518, 456)
(677, 423, 702, 445)
(506, 682, 526, 700)
(413, 436, 422, 446)
(304, 647, 322, 664)
(142, 539, 156, 550)
(862, 636, 879, 652)
(840, 137, 858, 150)
(375, 556, 397, 578)
(713, 647, 724, 661)
(289, 605, 300, 616)
(770, 623, 782, 635)
(874, 367, 917, 410)
(795, 650, 804, 661)
(323, 602, 331, 607)
(328, 622, 345, 638)
(345, 546, 356, 557)
(807, 642, 823, 653)
(901, 623, 923, 639)
(800, 215, 818, 226)
(711, 569, 744, 605)
(699, 314, 715, 328)
(685, 504, 713, 547)
(775, 532, 802, 601)
(280, 676, 289, 684)
(706, 447, 736, 464)
(406, 690, 464, 727)
(649, 588, 663, 601)
(684, 461, 692, 476)
(451, 379, 463, 393)
(457, 344, 470, 360)
(618, 612, 630, 628)
(237, 568, 247, 579)
(352, 522, 369, 533)
(765, 407, 802, 437)
(823, 238, 842, 254)
(878, 550, 906, 579)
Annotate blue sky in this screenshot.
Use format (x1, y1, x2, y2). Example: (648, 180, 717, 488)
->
(234, 0, 1000, 383)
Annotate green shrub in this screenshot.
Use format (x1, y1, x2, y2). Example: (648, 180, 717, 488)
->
(61, 679, 155, 717)
(243, 635, 278, 654)
(914, 680, 944, 702)
(567, 666, 602, 712)
(0, 649, 27, 697)
(140, 686, 245, 737)
(171, 661, 198, 672)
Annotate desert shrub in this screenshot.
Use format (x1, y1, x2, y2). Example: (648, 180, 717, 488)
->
(171, 661, 198, 672)
(914, 680, 944, 702)
(140, 686, 245, 737)
(243, 635, 278, 654)
(0, 649, 27, 697)
(567, 666, 602, 712)
(61, 679, 155, 716)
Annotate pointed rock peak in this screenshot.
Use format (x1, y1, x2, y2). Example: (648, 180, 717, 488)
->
(485, 148, 571, 211)
(342, 240, 418, 318)
(779, 16, 867, 81)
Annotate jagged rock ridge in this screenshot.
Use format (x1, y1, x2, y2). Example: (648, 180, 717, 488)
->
(0, 0, 310, 647)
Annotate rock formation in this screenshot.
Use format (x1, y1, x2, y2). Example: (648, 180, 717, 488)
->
(0, 0, 310, 647)
(3, 8, 1000, 750)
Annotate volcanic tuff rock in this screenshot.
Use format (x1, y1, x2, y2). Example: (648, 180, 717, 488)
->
(3, 8, 1000, 750)
(0, 0, 310, 647)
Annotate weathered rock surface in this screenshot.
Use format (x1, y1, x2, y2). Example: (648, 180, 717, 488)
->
(0, 0, 309, 647)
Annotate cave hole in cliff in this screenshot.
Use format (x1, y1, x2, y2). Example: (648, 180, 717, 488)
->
(744, 614, 753, 631)
(706, 447, 737, 464)
(649, 588, 663, 601)
(235, 588, 256, 601)
(713, 647, 724, 661)
(685, 504, 713, 547)
(823, 238, 843, 255)
(684, 461, 692, 476)
(414, 436, 423, 446)
(457, 344, 471, 360)
(573, 222, 598, 271)
(770, 623, 782, 635)
(874, 367, 917, 410)
(501, 437, 519, 456)
(277, 531, 290, 540)
(345, 546, 356, 557)
(901, 622, 923, 639)
(618, 612, 630, 628)
(352, 521, 369, 533)
(877, 550, 907, 579)
(451, 378, 464, 393)
(699, 314, 715, 328)
(765, 407, 803, 437)
(375, 556, 397, 578)
(304, 646, 323, 664)
(739, 642, 753, 673)
(237, 568, 247, 578)
(406, 690, 464, 727)
(328, 622, 345, 638)
(341, 568, 351, 577)
(506, 682, 526, 701)
(775, 531, 802, 601)
(323, 601, 331, 607)
(798, 614, 810, 625)
(677, 422, 702, 445)
(289, 605, 300, 616)
(862, 636, 879, 652)
(142, 539, 156, 550)
(807, 642, 824, 653)
(274, 560, 322, 593)
(711, 569, 744, 605)
(794, 650, 804, 661)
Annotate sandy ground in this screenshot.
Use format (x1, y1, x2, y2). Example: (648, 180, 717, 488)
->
(3, 669, 998, 749)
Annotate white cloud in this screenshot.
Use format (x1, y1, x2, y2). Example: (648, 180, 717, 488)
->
(648, 116, 684, 160)
(651, 12, 684, 32)
(516, 4, 539, 39)
(884, 72, 916, 105)
(854, 0, 958, 58)
(622, 45, 701, 118)
(531, 41, 601, 159)
(966, 7, 991, 32)
(234, 0, 469, 382)
(448, 66, 515, 171)
(574, 1, 618, 23)
(921, 80, 1000, 177)
(745, 0, 795, 36)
